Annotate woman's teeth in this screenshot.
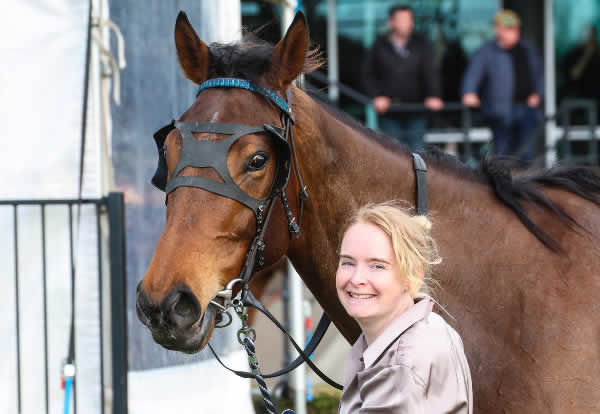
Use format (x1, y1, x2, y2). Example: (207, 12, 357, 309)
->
(349, 292, 375, 299)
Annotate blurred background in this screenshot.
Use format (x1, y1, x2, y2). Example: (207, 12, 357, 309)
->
(2, 0, 600, 413)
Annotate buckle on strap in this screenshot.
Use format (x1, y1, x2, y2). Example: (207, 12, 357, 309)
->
(211, 278, 244, 311)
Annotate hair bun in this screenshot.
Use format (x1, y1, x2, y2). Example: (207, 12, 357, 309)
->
(413, 215, 432, 232)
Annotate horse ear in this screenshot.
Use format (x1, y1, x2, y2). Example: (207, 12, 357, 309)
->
(269, 11, 309, 88)
(174, 11, 211, 85)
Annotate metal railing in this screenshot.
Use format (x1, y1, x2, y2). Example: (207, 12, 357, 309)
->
(555, 99, 598, 165)
(305, 71, 599, 166)
(305, 70, 477, 162)
(0, 193, 127, 414)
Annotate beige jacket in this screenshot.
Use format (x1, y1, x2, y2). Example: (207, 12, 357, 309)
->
(338, 297, 473, 413)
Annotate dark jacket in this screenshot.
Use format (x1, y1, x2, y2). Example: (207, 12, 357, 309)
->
(362, 33, 441, 104)
(461, 39, 544, 122)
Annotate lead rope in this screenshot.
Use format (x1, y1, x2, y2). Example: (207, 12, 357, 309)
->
(235, 298, 295, 414)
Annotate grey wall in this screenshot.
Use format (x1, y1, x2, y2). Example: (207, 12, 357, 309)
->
(109, 1, 238, 371)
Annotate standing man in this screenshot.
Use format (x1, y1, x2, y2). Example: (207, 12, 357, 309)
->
(363, 5, 443, 150)
(461, 9, 544, 160)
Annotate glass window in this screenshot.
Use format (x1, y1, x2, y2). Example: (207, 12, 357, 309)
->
(555, 0, 600, 120)
(313, 0, 497, 55)
(241, 0, 498, 119)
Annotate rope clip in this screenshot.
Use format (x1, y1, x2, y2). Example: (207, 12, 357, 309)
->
(211, 278, 245, 328)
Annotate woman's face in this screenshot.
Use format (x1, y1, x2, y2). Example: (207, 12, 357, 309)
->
(336, 222, 412, 329)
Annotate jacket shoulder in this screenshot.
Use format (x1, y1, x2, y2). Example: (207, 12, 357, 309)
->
(410, 33, 430, 46)
(372, 35, 389, 48)
(519, 38, 541, 56)
(474, 40, 497, 55)
(394, 313, 459, 371)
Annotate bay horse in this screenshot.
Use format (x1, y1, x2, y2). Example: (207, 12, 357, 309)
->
(137, 11, 600, 412)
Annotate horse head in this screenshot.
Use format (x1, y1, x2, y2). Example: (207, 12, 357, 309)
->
(136, 11, 312, 353)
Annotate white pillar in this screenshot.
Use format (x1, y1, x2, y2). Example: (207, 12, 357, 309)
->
(544, 0, 558, 166)
(287, 259, 306, 414)
(281, 6, 306, 414)
(279, 4, 306, 412)
(281, 0, 297, 37)
(327, 0, 339, 102)
(198, 0, 242, 43)
(92, 2, 111, 411)
(281, 7, 306, 414)
(363, 1, 377, 130)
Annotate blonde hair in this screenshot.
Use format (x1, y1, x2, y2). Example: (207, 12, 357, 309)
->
(493, 9, 521, 28)
(340, 201, 442, 299)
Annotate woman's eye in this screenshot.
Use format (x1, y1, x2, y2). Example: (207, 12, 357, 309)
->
(247, 153, 268, 171)
(340, 261, 354, 267)
(371, 263, 386, 270)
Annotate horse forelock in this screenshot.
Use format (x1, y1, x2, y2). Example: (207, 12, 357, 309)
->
(206, 33, 323, 85)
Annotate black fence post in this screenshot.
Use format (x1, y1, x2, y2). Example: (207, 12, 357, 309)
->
(587, 102, 598, 165)
(107, 192, 128, 414)
(561, 101, 572, 161)
(461, 106, 473, 163)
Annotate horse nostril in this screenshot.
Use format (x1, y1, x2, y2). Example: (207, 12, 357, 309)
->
(136, 286, 159, 327)
(174, 293, 199, 319)
(162, 286, 202, 329)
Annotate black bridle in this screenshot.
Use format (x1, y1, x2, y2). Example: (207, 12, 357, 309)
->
(152, 78, 307, 279)
(151, 77, 342, 387)
(151, 77, 428, 390)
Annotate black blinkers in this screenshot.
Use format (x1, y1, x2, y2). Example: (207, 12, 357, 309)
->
(151, 119, 291, 217)
(151, 120, 175, 192)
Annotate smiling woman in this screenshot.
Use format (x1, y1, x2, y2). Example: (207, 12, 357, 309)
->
(336, 201, 472, 413)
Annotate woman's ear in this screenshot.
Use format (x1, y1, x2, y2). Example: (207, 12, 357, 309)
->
(174, 11, 211, 85)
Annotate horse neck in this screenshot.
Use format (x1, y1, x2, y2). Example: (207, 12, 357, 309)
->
(286, 89, 493, 341)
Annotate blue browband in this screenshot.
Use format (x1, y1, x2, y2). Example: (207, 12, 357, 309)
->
(196, 77, 292, 117)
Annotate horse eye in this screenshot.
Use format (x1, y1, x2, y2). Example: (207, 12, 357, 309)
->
(247, 153, 268, 171)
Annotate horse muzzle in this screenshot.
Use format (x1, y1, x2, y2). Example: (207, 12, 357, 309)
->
(136, 283, 216, 353)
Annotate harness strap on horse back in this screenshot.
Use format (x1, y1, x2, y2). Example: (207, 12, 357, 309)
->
(412, 153, 428, 215)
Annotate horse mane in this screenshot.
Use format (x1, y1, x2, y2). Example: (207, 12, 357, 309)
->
(206, 32, 323, 84)
(315, 101, 483, 181)
(205, 35, 600, 252)
(481, 159, 600, 251)
(316, 101, 600, 252)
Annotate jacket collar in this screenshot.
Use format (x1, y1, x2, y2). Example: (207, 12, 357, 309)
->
(345, 335, 367, 386)
(386, 32, 413, 49)
(494, 38, 523, 51)
(345, 296, 432, 384)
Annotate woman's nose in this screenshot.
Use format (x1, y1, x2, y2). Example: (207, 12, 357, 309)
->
(349, 267, 367, 285)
